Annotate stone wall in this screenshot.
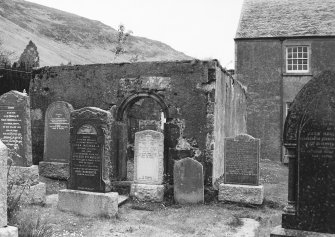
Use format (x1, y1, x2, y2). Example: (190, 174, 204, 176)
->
(30, 60, 247, 184)
(235, 38, 335, 162)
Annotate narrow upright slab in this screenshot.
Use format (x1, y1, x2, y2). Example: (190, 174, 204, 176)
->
(44, 101, 73, 162)
(224, 134, 260, 186)
(174, 157, 204, 204)
(0, 90, 32, 166)
(0, 141, 8, 227)
(68, 107, 113, 193)
(134, 130, 164, 185)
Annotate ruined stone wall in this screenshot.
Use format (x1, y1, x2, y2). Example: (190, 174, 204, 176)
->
(30, 60, 246, 184)
(212, 68, 247, 187)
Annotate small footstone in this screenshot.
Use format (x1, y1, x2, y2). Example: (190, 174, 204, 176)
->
(130, 184, 164, 202)
(57, 189, 118, 218)
(218, 183, 264, 205)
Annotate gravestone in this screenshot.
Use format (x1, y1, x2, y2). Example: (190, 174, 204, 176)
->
(68, 107, 112, 192)
(134, 130, 164, 184)
(58, 107, 118, 218)
(219, 134, 263, 205)
(271, 71, 335, 236)
(174, 157, 204, 204)
(130, 130, 165, 202)
(0, 141, 19, 236)
(224, 134, 260, 185)
(0, 90, 31, 166)
(40, 101, 73, 179)
(0, 90, 46, 206)
(44, 101, 73, 162)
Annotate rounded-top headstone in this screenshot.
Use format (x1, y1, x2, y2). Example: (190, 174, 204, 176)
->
(174, 157, 204, 204)
(44, 101, 73, 162)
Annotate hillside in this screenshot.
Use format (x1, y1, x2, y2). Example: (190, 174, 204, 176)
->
(0, 0, 192, 66)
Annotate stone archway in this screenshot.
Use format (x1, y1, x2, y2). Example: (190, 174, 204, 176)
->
(115, 91, 170, 181)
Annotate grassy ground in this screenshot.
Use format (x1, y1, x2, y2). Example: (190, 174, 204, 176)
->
(11, 159, 288, 237)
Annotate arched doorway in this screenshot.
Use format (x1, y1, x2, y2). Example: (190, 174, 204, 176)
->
(115, 91, 170, 181)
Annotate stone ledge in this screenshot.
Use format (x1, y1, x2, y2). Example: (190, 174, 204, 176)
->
(270, 225, 335, 237)
(11, 182, 46, 205)
(57, 189, 118, 218)
(39, 162, 69, 180)
(218, 183, 264, 205)
(130, 184, 164, 202)
(0, 225, 18, 237)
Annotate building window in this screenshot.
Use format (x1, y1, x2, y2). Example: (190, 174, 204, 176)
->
(286, 46, 309, 72)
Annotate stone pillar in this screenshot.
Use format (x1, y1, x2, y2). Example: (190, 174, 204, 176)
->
(285, 145, 297, 215)
(0, 141, 18, 237)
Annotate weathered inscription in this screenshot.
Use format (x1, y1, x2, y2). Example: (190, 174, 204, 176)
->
(134, 130, 164, 184)
(71, 125, 102, 192)
(0, 106, 23, 161)
(44, 102, 73, 162)
(224, 134, 260, 185)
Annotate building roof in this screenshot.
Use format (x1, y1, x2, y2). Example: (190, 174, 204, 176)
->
(236, 0, 335, 39)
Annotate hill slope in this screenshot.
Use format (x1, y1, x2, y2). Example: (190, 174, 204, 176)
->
(0, 0, 192, 66)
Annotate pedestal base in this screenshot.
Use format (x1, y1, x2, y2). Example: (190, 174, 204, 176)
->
(0, 226, 18, 237)
(218, 184, 264, 205)
(39, 162, 69, 180)
(270, 225, 335, 237)
(11, 182, 46, 205)
(57, 189, 118, 218)
(130, 184, 164, 202)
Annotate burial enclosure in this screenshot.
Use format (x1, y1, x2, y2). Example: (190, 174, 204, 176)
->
(30, 60, 246, 185)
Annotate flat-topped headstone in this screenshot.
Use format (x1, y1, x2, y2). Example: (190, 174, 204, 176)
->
(174, 157, 204, 204)
(134, 130, 164, 184)
(44, 101, 73, 162)
(0, 90, 31, 166)
(0, 141, 8, 227)
(224, 134, 260, 186)
(68, 107, 112, 193)
(280, 71, 335, 234)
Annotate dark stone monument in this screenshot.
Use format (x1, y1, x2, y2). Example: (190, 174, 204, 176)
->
(0, 90, 31, 166)
(271, 71, 335, 236)
(68, 107, 113, 193)
(224, 134, 260, 186)
(44, 101, 73, 162)
(218, 133, 263, 205)
(174, 157, 204, 204)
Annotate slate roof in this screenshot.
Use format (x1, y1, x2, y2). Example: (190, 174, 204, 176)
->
(236, 0, 335, 39)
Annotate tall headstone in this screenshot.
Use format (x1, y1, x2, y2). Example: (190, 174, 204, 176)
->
(44, 101, 73, 162)
(271, 71, 335, 236)
(130, 130, 165, 202)
(0, 141, 19, 236)
(68, 107, 113, 192)
(0, 90, 31, 166)
(40, 101, 73, 179)
(58, 107, 119, 218)
(134, 130, 164, 184)
(0, 90, 46, 206)
(174, 157, 204, 204)
(219, 134, 263, 205)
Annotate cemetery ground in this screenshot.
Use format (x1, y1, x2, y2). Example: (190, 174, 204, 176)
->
(10, 159, 286, 237)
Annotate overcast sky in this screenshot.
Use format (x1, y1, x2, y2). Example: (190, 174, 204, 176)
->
(28, 0, 244, 69)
